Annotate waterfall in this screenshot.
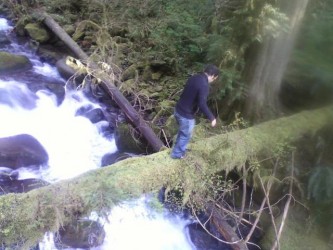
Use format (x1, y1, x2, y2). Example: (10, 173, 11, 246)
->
(245, 0, 310, 120)
(0, 17, 196, 250)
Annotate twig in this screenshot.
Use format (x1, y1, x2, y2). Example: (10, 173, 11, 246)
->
(215, 203, 263, 231)
(244, 159, 279, 244)
(271, 152, 295, 250)
(238, 164, 247, 226)
(160, 128, 171, 148)
(259, 173, 279, 249)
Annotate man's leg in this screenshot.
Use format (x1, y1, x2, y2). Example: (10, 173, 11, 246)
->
(171, 112, 195, 159)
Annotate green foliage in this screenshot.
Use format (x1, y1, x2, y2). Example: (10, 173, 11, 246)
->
(205, 0, 289, 103)
(286, 0, 333, 93)
(149, 0, 212, 69)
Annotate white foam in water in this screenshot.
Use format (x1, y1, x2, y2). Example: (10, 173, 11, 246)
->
(33, 62, 64, 79)
(0, 73, 195, 250)
(39, 196, 195, 250)
(101, 197, 194, 250)
(0, 79, 115, 182)
(0, 17, 12, 31)
(0, 17, 196, 250)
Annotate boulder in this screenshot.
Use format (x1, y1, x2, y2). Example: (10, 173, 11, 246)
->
(0, 31, 10, 45)
(101, 151, 135, 166)
(56, 57, 85, 87)
(56, 57, 76, 80)
(75, 104, 107, 124)
(0, 167, 18, 182)
(0, 51, 32, 74)
(0, 134, 49, 169)
(54, 219, 106, 249)
(114, 122, 149, 154)
(24, 23, 50, 43)
(187, 223, 232, 250)
(0, 178, 49, 195)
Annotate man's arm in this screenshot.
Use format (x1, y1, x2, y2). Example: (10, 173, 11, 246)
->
(198, 84, 215, 124)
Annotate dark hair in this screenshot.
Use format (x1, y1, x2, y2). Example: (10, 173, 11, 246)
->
(204, 64, 220, 77)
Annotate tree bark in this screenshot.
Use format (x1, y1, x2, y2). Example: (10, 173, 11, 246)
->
(39, 12, 164, 152)
(0, 106, 332, 247)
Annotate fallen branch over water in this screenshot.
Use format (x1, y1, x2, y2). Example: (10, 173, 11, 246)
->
(39, 12, 164, 152)
(0, 106, 332, 248)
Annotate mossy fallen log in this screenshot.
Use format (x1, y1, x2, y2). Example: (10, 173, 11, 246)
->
(0, 106, 332, 248)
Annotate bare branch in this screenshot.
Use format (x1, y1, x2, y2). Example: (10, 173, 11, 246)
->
(271, 152, 295, 250)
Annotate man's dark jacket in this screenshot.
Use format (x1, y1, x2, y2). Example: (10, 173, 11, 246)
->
(175, 73, 214, 121)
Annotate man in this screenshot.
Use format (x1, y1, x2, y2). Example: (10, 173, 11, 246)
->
(171, 64, 220, 159)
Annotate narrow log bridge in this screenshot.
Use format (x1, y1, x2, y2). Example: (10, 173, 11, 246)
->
(0, 106, 332, 248)
(39, 12, 164, 152)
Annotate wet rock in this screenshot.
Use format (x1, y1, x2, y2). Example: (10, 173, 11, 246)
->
(0, 243, 40, 250)
(0, 178, 49, 195)
(44, 83, 66, 106)
(54, 219, 106, 249)
(21, 74, 66, 106)
(0, 31, 10, 45)
(0, 167, 18, 182)
(0, 134, 49, 170)
(98, 122, 115, 140)
(101, 151, 135, 166)
(114, 122, 149, 154)
(0, 51, 32, 74)
(37, 45, 69, 65)
(83, 108, 106, 124)
(187, 222, 232, 250)
(56, 57, 84, 84)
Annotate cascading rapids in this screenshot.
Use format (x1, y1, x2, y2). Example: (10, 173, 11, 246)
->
(0, 17, 195, 250)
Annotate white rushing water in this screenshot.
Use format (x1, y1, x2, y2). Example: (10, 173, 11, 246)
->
(0, 78, 115, 182)
(40, 196, 195, 250)
(0, 17, 12, 30)
(0, 17, 195, 250)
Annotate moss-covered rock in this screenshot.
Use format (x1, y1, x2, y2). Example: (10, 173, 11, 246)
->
(63, 24, 75, 36)
(121, 64, 138, 81)
(114, 122, 148, 153)
(24, 23, 50, 43)
(54, 219, 105, 249)
(0, 51, 32, 73)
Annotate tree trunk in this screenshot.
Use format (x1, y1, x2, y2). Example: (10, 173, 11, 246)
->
(0, 106, 332, 248)
(39, 12, 164, 152)
(244, 0, 309, 121)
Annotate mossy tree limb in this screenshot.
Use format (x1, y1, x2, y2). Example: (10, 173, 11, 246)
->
(0, 106, 332, 248)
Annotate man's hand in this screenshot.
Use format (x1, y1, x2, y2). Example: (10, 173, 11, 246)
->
(211, 118, 216, 127)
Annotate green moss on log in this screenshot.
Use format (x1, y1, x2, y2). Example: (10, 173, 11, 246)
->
(0, 106, 332, 248)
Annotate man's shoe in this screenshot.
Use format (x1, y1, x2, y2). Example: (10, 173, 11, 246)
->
(171, 154, 185, 159)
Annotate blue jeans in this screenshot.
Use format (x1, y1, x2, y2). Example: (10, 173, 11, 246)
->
(171, 111, 195, 159)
